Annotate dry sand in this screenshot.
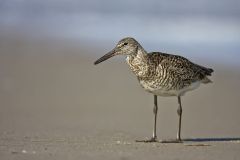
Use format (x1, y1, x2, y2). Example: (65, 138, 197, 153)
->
(0, 33, 240, 160)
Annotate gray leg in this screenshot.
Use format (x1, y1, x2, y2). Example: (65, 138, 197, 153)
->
(152, 95, 158, 140)
(136, 95, 158, 142)
(177, 96, 182, 141)
(160, 96, 183, 143)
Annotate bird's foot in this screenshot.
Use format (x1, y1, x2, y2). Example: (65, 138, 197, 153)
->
(136, 137, 158, 143)
(160, 138, 182, 143)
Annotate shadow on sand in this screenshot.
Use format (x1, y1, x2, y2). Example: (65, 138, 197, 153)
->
(183, 137, 240, 142)
(156, 138, 240, 145)
(136, 138, 240, 144)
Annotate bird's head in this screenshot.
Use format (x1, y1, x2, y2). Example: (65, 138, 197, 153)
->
(94, 37, 139, 65)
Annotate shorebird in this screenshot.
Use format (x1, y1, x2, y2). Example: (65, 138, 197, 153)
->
(94, 37, 213, 143)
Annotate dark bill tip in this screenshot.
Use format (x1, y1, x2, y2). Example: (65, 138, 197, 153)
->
(94, 49, 116, 65)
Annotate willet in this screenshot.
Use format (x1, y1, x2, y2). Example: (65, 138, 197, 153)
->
(94, 37, 213, 143)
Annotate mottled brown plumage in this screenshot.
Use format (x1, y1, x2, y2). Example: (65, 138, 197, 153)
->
(94, 37, 214, 143)
(128, 51, 213, 96)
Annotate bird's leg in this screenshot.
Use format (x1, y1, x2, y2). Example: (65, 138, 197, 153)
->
(136, 95, 158, 142)
(152, 95, 158, 140)
(159, 96, 183, 143)
(177, 96, 183, 142)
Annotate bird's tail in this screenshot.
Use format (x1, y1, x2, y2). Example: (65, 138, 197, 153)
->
(201, 77, 212, 84)
(205, 68, 214, 76)
(195, 63, 214, 76)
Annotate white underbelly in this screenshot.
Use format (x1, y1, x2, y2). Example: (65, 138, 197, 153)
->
(140, 81, 201, 97)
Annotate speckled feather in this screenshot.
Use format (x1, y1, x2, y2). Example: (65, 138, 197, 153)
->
(147, 53, 211, 86)
(125, 39, 213, 96)
(95, 37, 213, 96)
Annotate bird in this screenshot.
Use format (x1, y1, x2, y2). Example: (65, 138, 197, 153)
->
(94, 37, 213, 143)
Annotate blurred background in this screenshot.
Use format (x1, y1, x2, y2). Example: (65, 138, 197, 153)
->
(0, 0, 240, 140)
(1, 0, 240, 64)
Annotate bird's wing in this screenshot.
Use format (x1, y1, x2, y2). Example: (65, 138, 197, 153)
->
(148, 52, 213, 84)
(162, 55, 213, 84)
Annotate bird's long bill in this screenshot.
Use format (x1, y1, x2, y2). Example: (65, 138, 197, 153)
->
(94, 49, 116, 65)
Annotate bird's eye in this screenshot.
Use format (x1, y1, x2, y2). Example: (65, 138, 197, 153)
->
(123, 42, 128, 46)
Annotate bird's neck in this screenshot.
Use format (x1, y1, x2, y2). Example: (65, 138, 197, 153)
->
(126, 46, 149, 78)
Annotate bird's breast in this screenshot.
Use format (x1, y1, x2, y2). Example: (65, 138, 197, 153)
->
(126, 55, 149, 78)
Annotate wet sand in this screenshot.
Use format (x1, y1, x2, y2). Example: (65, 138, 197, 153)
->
(0, 33, 240, 159)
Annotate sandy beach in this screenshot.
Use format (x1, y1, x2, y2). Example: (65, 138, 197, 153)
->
(0, 33, 240, 160)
